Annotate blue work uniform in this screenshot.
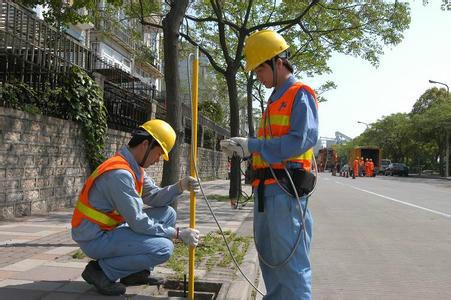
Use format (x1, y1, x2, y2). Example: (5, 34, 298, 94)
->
(72, 147, 181, 281)
(248, 75, 319, 300)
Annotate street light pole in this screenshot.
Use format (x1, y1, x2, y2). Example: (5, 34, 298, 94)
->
(428, 79, 450, 177)
(429, 79, 449, 94)
(357, 121, 369, 129)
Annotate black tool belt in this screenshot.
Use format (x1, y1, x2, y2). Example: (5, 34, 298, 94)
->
(252, 168, 316, 212)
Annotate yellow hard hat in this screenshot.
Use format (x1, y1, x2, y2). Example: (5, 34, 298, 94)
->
(243, 29, 289, 72)
(139, 119, 176, 161)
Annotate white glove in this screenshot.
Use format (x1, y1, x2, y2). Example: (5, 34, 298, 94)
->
(179, 176, 200, 193)
(220, 137, 250, 157)
(178, 228, 200, 247)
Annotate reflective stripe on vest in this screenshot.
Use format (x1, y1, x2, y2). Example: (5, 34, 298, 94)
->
(252, 82, 318, 187)
(71, 154, 144, 230)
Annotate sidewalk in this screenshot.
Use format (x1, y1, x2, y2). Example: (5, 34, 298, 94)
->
(0, 180, 259, 299)
(407, 173, 451, 180)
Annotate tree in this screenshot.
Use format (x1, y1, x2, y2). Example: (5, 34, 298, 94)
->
(348, 87, 451, 175)
(411, 90, 451, 175)
(133, 0, 190, 191)
(359, 113, 413, 163)
(199, 100, 224, 123)
(411, 87, 450, 114)
(181, 0, 411, 199)
(17, 0, 131, 27)
(23, 0, 189, 189)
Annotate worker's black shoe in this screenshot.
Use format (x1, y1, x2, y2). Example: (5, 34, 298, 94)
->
(82, 260, 126, 296)
(120, 270, 165, 286)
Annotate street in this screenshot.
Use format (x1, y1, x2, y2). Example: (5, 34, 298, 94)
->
(310, 174, 451, 299)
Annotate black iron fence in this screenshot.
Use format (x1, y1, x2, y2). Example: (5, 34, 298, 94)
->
(0, 0, 230, 144)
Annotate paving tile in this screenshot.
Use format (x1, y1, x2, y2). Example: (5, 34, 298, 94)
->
(0, 233, 37, 239)
(12, 265, 81, 281)
(0, 226, 58, 233)
(0, 239, 32, 246)
(0, 270, 17, 280)
(0, 287, 47, 300)
(72, 275, 84, 282)
(40, 291, 81, 300)
(30, 253, 59, 260)
(0, 259, 46, 271)
(0, 278, 34, 288)
(0, 230, 59, 237)
(54, 280, 92, 293)
(126, 284, 160, 296)
(6, 280, 66, 291)
(44, 246, 79, 255)
(75, 293, 135, 299)
(153, 266, 177, 275)
(44, 261, 87, 269)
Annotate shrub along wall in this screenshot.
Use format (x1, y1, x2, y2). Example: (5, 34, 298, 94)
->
(0, 107, 228, 219)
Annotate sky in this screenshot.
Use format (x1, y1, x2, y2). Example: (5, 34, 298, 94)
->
(307, 1, 451, 140)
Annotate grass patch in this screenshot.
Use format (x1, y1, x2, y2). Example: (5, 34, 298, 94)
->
(72, 249, 86, 259)
(164, 230, 252, 280)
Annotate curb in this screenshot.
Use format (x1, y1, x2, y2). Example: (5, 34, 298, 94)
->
(216, 211, 261, 300)
(407, 174, 451, 180)
(216, 243, 259, 300)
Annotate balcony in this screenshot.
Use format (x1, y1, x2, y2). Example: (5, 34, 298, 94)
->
(94, 12, 135, 52)
(134, 43, 162, 78)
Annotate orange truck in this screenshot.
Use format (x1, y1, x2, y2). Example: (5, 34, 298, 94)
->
(317, 148, 337, 172)
(348, 146, 381, 175)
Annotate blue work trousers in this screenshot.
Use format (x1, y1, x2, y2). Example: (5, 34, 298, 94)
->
(254, 191, 313, 300)
(78, 206, 176, 281)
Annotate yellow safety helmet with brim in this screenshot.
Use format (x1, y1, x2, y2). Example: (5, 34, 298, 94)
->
(139, 119, 176, 161)
(243, 29, 289, 72)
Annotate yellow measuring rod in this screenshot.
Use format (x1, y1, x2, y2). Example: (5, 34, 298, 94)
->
(188, 47, 199, 300)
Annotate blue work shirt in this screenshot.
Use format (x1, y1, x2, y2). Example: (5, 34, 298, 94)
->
(248, 75, 319, 196)
(72, 147, 181, 243)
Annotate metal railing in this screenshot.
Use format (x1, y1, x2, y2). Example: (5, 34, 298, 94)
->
(0, 0, 230, 141)
(93, 12, 136, 51)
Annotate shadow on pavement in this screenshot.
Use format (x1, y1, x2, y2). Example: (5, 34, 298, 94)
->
(0, 280, 158, 299)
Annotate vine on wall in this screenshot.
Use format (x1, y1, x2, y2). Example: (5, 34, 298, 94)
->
(0, 66, 107, 170)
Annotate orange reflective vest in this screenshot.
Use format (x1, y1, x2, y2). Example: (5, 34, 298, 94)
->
(71, 155, 144, 230)
(252, 82, 318, 187)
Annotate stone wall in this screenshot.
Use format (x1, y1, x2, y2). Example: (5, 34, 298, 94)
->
(0, 107, 228, 219)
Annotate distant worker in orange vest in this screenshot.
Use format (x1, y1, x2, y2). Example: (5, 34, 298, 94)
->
(369, 158, 375, 177)
(359, 157, 365, 176)
(365, 158, 370, 177)
(71, 119, 201, 296)
(353, 158, 359, 179)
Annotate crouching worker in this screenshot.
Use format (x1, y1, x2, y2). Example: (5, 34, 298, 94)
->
(71, 119, 200, 296)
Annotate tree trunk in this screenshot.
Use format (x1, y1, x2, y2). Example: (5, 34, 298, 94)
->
(246, 74, 255, 138)
(439, 144, 445, 177)
(161, 0, 189, 211)
(225, 69, 241, 201)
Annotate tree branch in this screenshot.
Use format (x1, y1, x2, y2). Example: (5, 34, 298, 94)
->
(248, 0, 320, 33)
(263, 0, 277, 25)
(140, 20, 163, 29)
(185, 14, 241, 32)
(179, 31, 226, 75)
(210, 0, 232, 66)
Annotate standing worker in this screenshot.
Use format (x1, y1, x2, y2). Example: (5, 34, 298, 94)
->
(369, 158, 375, 177)
(71, 119, 201, 296)
(353, 157, 359, 179)
(365, 158, 370, 177)
(221, 30, 319, 300)
(359, 157, 365, 177)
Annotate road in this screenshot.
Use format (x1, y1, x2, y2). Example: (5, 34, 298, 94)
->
(310, 174, 451, 299)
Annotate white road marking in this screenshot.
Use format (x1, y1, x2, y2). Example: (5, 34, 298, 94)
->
(335, 181, 451, 218)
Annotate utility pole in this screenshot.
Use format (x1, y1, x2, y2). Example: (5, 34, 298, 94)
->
(429, 80, 450, 177)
